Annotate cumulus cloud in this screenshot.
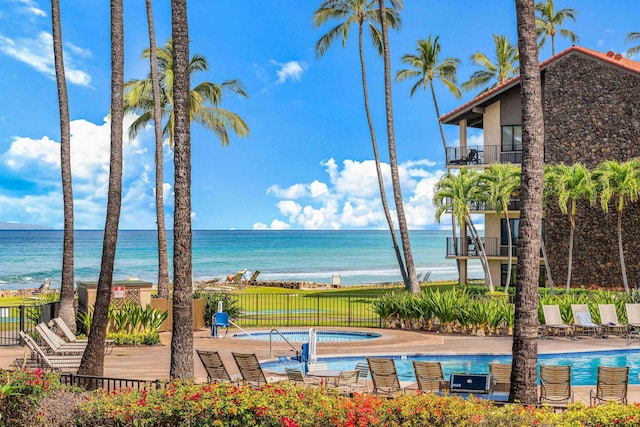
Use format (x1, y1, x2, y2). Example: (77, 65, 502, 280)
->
(263, 157, 447, 230)
(0, 113, 165, 229)
(253, 219, 291, 230)
(0, 31, 91, 86)
(272, 60, 306, 84)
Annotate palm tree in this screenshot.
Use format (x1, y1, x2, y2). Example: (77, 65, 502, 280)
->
(169, 0, 194, 380)
(545, 163, 595, 291)
(511, 0, 545, 404)
(124, 39, 249, 298)
(534, 0, 578, 56)
(593, 159, 640, 294)
(377, 0, 419, 294)
(312, 0, 409, 287)
(433, 169, 494, 292)
(541, 167, 556, 294)
(50, 0, 75, 333)
(626, 32, 640, 58)
(78, 0, 124, 376)
(479, 163, 521, 293)
(461, 34, 519, 94)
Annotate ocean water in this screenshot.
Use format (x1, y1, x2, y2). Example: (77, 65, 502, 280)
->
(0, 230, 482, 291)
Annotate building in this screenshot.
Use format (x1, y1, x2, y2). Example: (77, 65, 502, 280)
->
(439, 46, 640, 289)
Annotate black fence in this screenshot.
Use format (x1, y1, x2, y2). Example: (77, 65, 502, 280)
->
(59, 373, 167, 392)
(231, 293, 382, 328)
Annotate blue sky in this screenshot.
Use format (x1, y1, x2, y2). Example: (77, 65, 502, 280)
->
(0, 0, 638, 230)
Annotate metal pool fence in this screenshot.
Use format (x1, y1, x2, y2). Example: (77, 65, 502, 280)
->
(0, 303, 56, 346)
(231, 293, 382, 328)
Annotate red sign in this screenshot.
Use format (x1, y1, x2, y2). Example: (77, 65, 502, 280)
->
(113, 286, 125, 298)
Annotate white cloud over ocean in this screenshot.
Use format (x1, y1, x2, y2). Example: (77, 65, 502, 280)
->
(254, 157, 447, 230)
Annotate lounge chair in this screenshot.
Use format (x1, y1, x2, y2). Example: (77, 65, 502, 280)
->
(247, 270, 261, 286)
(232, 352, 269, 388)
(52, 317, 115, 354)
(332, 369, 360, 395)
(227, 272, 243, 284)
(367, 357, 402, 397)
(539, 364, 573, 404)
(625, 303, 640, 345)
(285, 367, 320, 388)
(211, 312, 230, 338)
(449, 148, 479, 166)
(35, 323, 86, 355)
(354, 361, 370, 392)
(570, 304, 601, 337)
(489, 363, 511, 393)
(542, 305, 573, 337)
(590, 366, 629, 405)
(423, 271, 432, 283)
(19, 331, 82, 372)
(405, 361, 444, 393)
(598, 304, 627, 337)
(196, 349, 239, 383)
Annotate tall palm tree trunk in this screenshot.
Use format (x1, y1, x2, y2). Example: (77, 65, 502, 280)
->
(511, 0, 543, 404)
(566, 221, 574, 291)
(169, 0, 194, 380)
(357, 21, 407, 285)
(541, 237, 555, 294)
(78, 0, 124, 376)
(51, 0, 75, 333)
(378, 0, 418, 293)
(467, 216, 494, 292)
(145, 0, 170, 299)
(617, 210, 630, 293)
(504, 210, 514, 292)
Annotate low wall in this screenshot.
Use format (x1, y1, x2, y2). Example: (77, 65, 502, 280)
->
(150, 298, 205, 332)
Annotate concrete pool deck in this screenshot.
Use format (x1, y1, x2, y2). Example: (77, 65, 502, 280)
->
(3, 326, 640, 405)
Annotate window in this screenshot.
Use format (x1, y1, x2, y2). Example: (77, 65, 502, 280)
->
(500, 219, 519, 246)
(502, 125, 522, 152)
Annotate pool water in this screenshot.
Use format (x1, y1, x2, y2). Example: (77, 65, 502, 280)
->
(233, 330, 381, 342)
(262, 349, 640, 386)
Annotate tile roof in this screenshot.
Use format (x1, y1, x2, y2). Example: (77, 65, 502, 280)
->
(440, 46, 640, 124)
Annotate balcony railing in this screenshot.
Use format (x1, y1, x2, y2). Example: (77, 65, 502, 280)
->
(443, 198, 522, 212)
(446, 237, 517, 257)
(446, 145, 522, 166)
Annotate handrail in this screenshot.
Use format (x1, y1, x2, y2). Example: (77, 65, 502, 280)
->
(228, 319, 256, 339)
(269, 328, 300, 359)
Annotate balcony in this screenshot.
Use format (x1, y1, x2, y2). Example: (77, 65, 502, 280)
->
(443, 198, 522, 213)
(446, 237, 516, 258)
(446, 146, 522, 167)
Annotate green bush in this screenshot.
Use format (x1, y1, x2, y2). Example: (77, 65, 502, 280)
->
(201, 293, 242, 327)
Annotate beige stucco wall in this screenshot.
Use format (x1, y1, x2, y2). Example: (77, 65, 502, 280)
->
(483, 101, 501, 164)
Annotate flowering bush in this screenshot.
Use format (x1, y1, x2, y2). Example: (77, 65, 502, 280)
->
(4, 371, 640, 426)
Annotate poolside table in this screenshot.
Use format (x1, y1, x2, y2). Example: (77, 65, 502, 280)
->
(307, 369, 342, 387)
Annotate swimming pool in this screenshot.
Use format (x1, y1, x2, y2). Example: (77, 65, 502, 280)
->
(233, 330, 381, 342)
(262, 349, 640, 386)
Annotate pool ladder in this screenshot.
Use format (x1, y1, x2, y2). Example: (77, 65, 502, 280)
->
(269, 328, 301, 360)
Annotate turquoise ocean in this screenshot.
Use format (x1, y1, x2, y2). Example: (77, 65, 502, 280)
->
(0, 230, 482, 291)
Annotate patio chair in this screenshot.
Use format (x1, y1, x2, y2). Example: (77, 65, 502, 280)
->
(19, 331, 82, 372)
(570, 304, 602, 337)
(542, 305, 573, 337)
(196, 349, 239, 383)
(232, 352, 269, 388)
(489, 363, 511, 393)
(598, 304, 627, 337)
(35, 323, 86, 355)
(449, 148, 479, 166)
(285, 367, 320, 388)
(590, 366, 629, 405)
(405, 361, 444, 393)
(211, 312, 230, 338)
(332, 369, 360, 395)
(625, 303, 640, 345)
(247, 270, 261, 286)
(423, 271, 432, 283)
(367, 357, 402, 397)
(354, 361, 370, 392)
(539, 364, 573, 404)
(52, 317, 115, 354)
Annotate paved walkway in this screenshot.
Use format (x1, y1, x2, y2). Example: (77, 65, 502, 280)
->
(3, 326, 640, 404)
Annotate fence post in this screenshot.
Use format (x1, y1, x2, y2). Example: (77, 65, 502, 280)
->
(316, 295, 320, 325)
(348, 296, 352, 327)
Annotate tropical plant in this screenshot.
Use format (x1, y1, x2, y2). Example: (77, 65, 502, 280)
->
(433, 169, 494, 291)
(511, 0, 545, 404)
(461, 34, 519, 94)
(377, 0, 420, 293)
(544, 163, 595, 291)
(626, 32, 640, 58)
(50, 0, 76, 335)
(202, 293, 242, 326)
(534, 0, 579, 56)
(593, 159, 640, 293)
(312, 0, 408, 288)
(78, 0, 123, 377)
(478, 163, 521, 292)
(170, 0, 195, 380)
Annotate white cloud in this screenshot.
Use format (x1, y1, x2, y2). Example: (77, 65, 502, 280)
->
(0, 113, 162, 229)
(272, 60, 306, 84)
(253, 219, 291, 230)
(0, 31, 91, 86)
(14, 0, 46, 17)
(263, 157, 447, 230)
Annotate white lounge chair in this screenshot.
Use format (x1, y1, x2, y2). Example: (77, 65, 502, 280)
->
(542, 305, 572, 338)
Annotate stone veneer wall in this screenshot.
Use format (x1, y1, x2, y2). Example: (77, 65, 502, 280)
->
(543, 52, 640, 288)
